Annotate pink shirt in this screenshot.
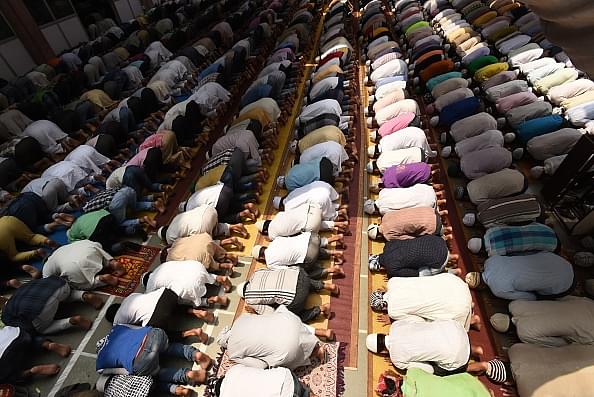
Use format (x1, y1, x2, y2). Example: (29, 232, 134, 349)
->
(496, 91, 538, 114)
(378, 112, 416, 137)
(127, 148, 149, 167)
(139, 133, 164, 151)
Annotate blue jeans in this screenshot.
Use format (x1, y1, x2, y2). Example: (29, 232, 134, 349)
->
(108, 186, 152, 234)
(123, 165, 162, 199)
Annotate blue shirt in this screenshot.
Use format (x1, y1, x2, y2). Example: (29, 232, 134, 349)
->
(241, 84, 272, 108)
(96, 325, 152, 373)
(286, 160, 321, 191)
(482, 252, 574, 300)
(375, 75, 407, 88)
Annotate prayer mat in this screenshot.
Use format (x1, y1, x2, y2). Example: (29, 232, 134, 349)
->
(205, 342, 346, 397)
(98, 241, 160, 297)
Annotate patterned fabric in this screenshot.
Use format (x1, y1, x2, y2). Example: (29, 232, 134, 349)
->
(104, 375, 153, 397)
(201, 148, 234, 175)
(483, 223, 558, 257)
(244, 267, 300, 314)
(83, 189, 118, 212)
(195, 73, 222, 91)
(477, 194, 541, 228)
(1, 276, 66, 333)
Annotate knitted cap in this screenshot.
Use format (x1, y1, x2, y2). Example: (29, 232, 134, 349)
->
(366, 334, 379, 353)
(370, 290, 387, 311)
(441, 146, 452, 158)
(289, 140, 298, 153)
(366, 161, 375, 174)
(574, 252, 594, 268)
(462, 213, 476, 227)
(272, 196, 282, 209)
(276, 176, 286, 188)
(364, 199, 376, 215)
(367, 145, 378, 158)
(465, 271, 481, 288)
(367, 223, 380, 240)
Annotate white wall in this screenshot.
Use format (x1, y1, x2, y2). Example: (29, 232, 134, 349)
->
(41, 15, 89, 55)
(0, 38, 36, 80)
(113, 0, 143, 22)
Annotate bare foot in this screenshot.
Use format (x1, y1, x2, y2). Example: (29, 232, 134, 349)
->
(22, 264, 41, 279)
(320, 303, 332, 318)
(47, 342, 72, 357)
(217, 276, 232, 292)
(182, 328, 209, 344)
(154, 199, 166, 214)
(244, 202, 260, 217)
(7, 278, 21, 288)
(35, 248, 48, 259)
(186, 369, 207, 385)
(189, 308, 215, 323)
(98, 274, 119, 286)
(471, 345, 484, 358)
(82, 292, 105, 310)
(174, 386, 192, 396)
(328, 265, 345, 278)
(141, 216, 157, 228)
(193, 351, 212, 369)
(209, 295, 230, 307)
(69, 315, 92, 330)
(29, 364, 60, 376)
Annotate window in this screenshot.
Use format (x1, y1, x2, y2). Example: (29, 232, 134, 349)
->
(47, 0, 75, 19)
(0, 13, 14, 41)
(24, 0, 54, 25)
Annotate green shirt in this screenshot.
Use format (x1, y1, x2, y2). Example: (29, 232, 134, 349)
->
(67, 209, 110, 242)
(401, 368, 490, 397)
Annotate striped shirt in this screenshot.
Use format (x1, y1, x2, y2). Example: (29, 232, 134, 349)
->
(244, 267, 300, 314)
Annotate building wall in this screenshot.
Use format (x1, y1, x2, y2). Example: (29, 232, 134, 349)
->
(113, 0, 143, 22)
(0, 37, 37, 80)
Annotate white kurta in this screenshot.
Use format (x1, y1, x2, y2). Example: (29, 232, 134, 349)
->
(267, 205, 323, 240)
(166, 205, 219, 244)
(185, 184, 224, 211)
(65, 145, 110, 174)
(264, 232, 311, 268)
(42, 240, 112, 290)
(113, 288, 166, 326)
(376, 147, 424, 173)
(23, 120, 68, 154)
(220, 365, 294, 397)
(375, 184, 436, 215)
(41, 161, 90, 192)
(283, 181, 339, 220)
(377, 127, 432, 155)
(145, 260, 215, 307)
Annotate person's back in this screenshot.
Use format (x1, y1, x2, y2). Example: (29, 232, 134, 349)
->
(219, 365, 296, 397)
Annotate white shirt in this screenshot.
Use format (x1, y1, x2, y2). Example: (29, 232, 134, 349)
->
(239, 98, 281, 121)
(268, 204, 322, 240)
(190, 82, 230, 114)
(283, 181, 339, 220)
(384, 274, 472, 330)
(376, 147, 424, 173)
(298, 99, 342, 125)
(299, 141, 349, 176)
(220, 365, 294, 397)
(105, 166, 128, 190)
(42, 240, 112, 290)
(185, 184, 224, 211)
(113, 288, 166, 326)
(41, 161, 90, 192)
(23, 120, 68, 154)
(0, 326, 21, 359)
(145, 260, 215, 307)
(159, 100, 192, 130)
(376, 184, 436, 215)
(264, 232, 311, 268)
(386, 319, 470, 373)
(377, 127, 432, 156)
(166, 205, 219, 244)
(375, 99, 419, 126)
(65, 145, 109, 174)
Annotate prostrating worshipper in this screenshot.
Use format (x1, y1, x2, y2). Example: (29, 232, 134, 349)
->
(237, 267, 339, 323)
(106, 164, 171, 202)
(0, 216, 58, 262)
(210, 126, 271, 167)
(158, 204, 247, 248)
(22, 177, 84, 213)
(82, 186, 164, 232)
(66, 209, 120, 251)
(256, 203, 348, 240)
(490, 296, 594, 347)
(366, 147, 432, 175)
(276, 157, 348, 192)
(369, 273, 479, 330)
(180, 181, 260, 223)
(96, 325, 211, 393)
(22, 120, 77, 156)
(363, 183, 444, 215)
(252, 231, 346, 274)
(366, 320, 506, 382)
(367, 207, 450, 241)
(41, 160, 106, 196)
(462, 193, 542, 229)
(1, 276, 104, 335)
(142, 260, 231, 319)
(366, 126, 436, 159)
(465, 252, 575, 301)
(368, 235, 458, 278)
(368, 163, 440, 192)
(212, 365, 316, 397)
(42, 239, 128, 290)
(272, 180, 349, 221)
(0, 191, 75, 234)
(455, 168, 527, 205)
(64, 144, 117, 174)
(165, 232, 236, 273)
(217, 305, 331, 369)
(104, 288, 209, 345)
(138, 129, 194, 170)
(0, 326, 72, 383)
(466, 223, 559, 256)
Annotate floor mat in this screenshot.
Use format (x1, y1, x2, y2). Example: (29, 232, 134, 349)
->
(206, 342, 346, 397)
(98, 241, 161, 297)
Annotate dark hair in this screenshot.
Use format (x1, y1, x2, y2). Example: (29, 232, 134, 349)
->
(105, 304, 121, 323)
(377, 334, 387, 353)
(262, 220, 271, 235)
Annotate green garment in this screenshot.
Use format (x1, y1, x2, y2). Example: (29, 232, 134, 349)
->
(67, 209, 110, 242)
(467, 55, 498, 76)
(405, 21, 430, 37)
(401, 368, 491, 397)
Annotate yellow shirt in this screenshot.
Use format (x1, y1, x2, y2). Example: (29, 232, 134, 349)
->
(474, 63, 509, 82)
(195, 165, 226, 190)
(234, 107, 272, 127)
(80, 90, 116, 110)
(298, 125, 346, 152)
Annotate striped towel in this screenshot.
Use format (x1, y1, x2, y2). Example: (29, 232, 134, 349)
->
(484, 223, 558, 256)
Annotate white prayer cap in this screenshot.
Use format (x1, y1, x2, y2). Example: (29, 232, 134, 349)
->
(273, 196, 282, 209)
(574, 252, 594, 268)
(490, 313, 510, 333)
(364, 199, 376, 215)
(366, 161, 375, 173)
(462, 213, 476, 227)
(367, 145, 378, 158)
(157, 226, 166, 240)
(276, 176, 285, 188)
(177, 201, 187, 213)
(255, 220, 265, 232)
(367, 223, 380, 240)
(369, 130, 379, 142)
(441, 146, 452, 158)
(366, 334, 379, 353)
(289, 140, 298, 153)
(237, 281, 247, 298)
(467, 237, 482, 253)
(503, 132, 516, 143)
(251, 245, 262, 259)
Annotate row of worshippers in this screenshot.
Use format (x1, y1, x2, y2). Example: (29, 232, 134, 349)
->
(423, 1, 594, 395)
(93, 1, 323, 396)
(200, 2, 359, 396)
(0, 0, 253, 193)
(361, 1, 511, 394)
(0, 0, 293, 391)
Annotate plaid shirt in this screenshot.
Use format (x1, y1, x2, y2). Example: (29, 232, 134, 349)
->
(484, 223, 558, 257)
(83, 189, 118, 213)
(201, 148, 235, 175)
(194, 73, 222, 91)
(1, 276, 66, 333)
